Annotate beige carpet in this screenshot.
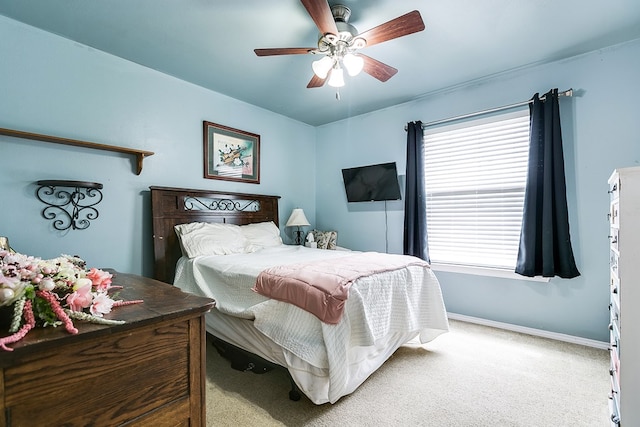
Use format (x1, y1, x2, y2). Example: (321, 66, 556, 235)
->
(204, 319, 609, 426)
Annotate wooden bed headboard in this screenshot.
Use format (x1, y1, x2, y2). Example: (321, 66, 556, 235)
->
(150, 186, 281, 283)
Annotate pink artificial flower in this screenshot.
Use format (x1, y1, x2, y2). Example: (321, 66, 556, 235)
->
(87, 268, 112, 292)
(0, 272, 19, 288)
(90, 293, 114, 317)
(66, 283, 93, 312)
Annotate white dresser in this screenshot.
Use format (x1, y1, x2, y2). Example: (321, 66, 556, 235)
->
(608, 166, 640, 426)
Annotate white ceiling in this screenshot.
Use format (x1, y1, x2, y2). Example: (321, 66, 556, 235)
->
(2, 0, 640, 126)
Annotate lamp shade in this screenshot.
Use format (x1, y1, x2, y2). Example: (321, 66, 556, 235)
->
(343, 53, 364, 76)
(312, 56, 334, 79)
(286, 208, 310, 227)
(327, 67, 345, 88)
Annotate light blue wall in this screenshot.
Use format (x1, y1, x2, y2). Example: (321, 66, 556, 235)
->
(0, 16, 316, 277)
(3, 14, 639, 342)
(315, 39, 640, 342)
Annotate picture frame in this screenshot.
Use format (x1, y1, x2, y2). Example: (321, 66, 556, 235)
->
(203, 121, 260, 184)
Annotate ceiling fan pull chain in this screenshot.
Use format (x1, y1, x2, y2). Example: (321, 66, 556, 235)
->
(335, 89, 341, 101)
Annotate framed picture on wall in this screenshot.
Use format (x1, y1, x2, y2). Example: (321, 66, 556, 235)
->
(203, 121, 260, 184)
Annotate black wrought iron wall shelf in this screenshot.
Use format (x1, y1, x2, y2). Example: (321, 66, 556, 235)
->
(36, 180, 104, 231)
(0, 127, 154, 175)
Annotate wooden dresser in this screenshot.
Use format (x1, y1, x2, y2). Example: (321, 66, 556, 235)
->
(608, 167, 640, 426)
(0, 272, 214, 427)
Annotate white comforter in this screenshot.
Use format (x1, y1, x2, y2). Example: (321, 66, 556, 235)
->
(174, 245, 448, 403)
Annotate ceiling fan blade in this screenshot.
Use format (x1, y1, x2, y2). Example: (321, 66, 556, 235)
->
(361, 54, 398, 82)
(254, 48, 316, 56)
(300, 0, 338, 36)
(357, 10, 425, 47)
(307, 74, 327, 88)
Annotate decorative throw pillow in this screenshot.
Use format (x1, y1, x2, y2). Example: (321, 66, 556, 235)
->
(312, 229, 338, 250)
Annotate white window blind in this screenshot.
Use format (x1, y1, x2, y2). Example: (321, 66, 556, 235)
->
(423, 109, 530, 270)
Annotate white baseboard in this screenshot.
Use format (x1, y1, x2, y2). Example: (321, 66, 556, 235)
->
(447, 312, 609, 350)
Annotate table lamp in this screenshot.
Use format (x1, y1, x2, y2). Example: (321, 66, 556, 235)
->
(286, 208, 310, 245)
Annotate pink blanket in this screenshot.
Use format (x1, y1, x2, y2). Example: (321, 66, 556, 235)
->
(252, 252, 429, 324)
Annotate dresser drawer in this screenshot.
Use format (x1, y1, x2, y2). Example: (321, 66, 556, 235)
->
(609, 369, 621, 427)
(609, 201, 619, 228)
(609, 176, 620, 202)
(610, 274, 620, 312)
(609, 311, 620, 348)
(610, 328, 620, 365)
(610, 270, 620, 294)
(610, 342, 620, 385)
(610, 247, 618, 275)
(610, 311, 620, 352)
(609, 393, 621, 427)
(610, 228, 619, 252)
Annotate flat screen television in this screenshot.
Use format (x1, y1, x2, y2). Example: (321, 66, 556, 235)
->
(341, 162, 402, 202)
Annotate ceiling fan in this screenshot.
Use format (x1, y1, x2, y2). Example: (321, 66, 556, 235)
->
(254, 0, 425, 90)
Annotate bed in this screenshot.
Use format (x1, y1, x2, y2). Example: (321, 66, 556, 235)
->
(150, 186, 449, 404)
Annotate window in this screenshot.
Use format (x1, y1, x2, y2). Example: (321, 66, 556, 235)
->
(423, 108, 530, 273)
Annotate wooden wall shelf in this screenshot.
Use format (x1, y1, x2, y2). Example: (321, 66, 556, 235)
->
(0, 127, 154, 175)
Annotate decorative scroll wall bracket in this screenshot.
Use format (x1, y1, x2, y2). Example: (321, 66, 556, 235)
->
(36, 180, 104, 231)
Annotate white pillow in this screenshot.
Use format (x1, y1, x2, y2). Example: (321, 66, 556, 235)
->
(174, 222, 249, 258)
(240, 221, 283, 250)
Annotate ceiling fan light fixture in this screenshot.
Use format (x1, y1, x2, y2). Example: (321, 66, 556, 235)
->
(254, 4, 425, 91)
(343, 53, 364, 76)
(312, 56, 334, 79)
(327, 66, 345, 88)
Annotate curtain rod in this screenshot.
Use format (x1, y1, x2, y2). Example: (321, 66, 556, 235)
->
(405, 88, 573, 130)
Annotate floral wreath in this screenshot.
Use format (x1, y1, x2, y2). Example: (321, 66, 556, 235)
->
(0, 250, 142, 351)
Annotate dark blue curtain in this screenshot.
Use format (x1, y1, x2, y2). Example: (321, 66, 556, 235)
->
(403, 121, 430, 262)
(515, 89, 580, 278)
